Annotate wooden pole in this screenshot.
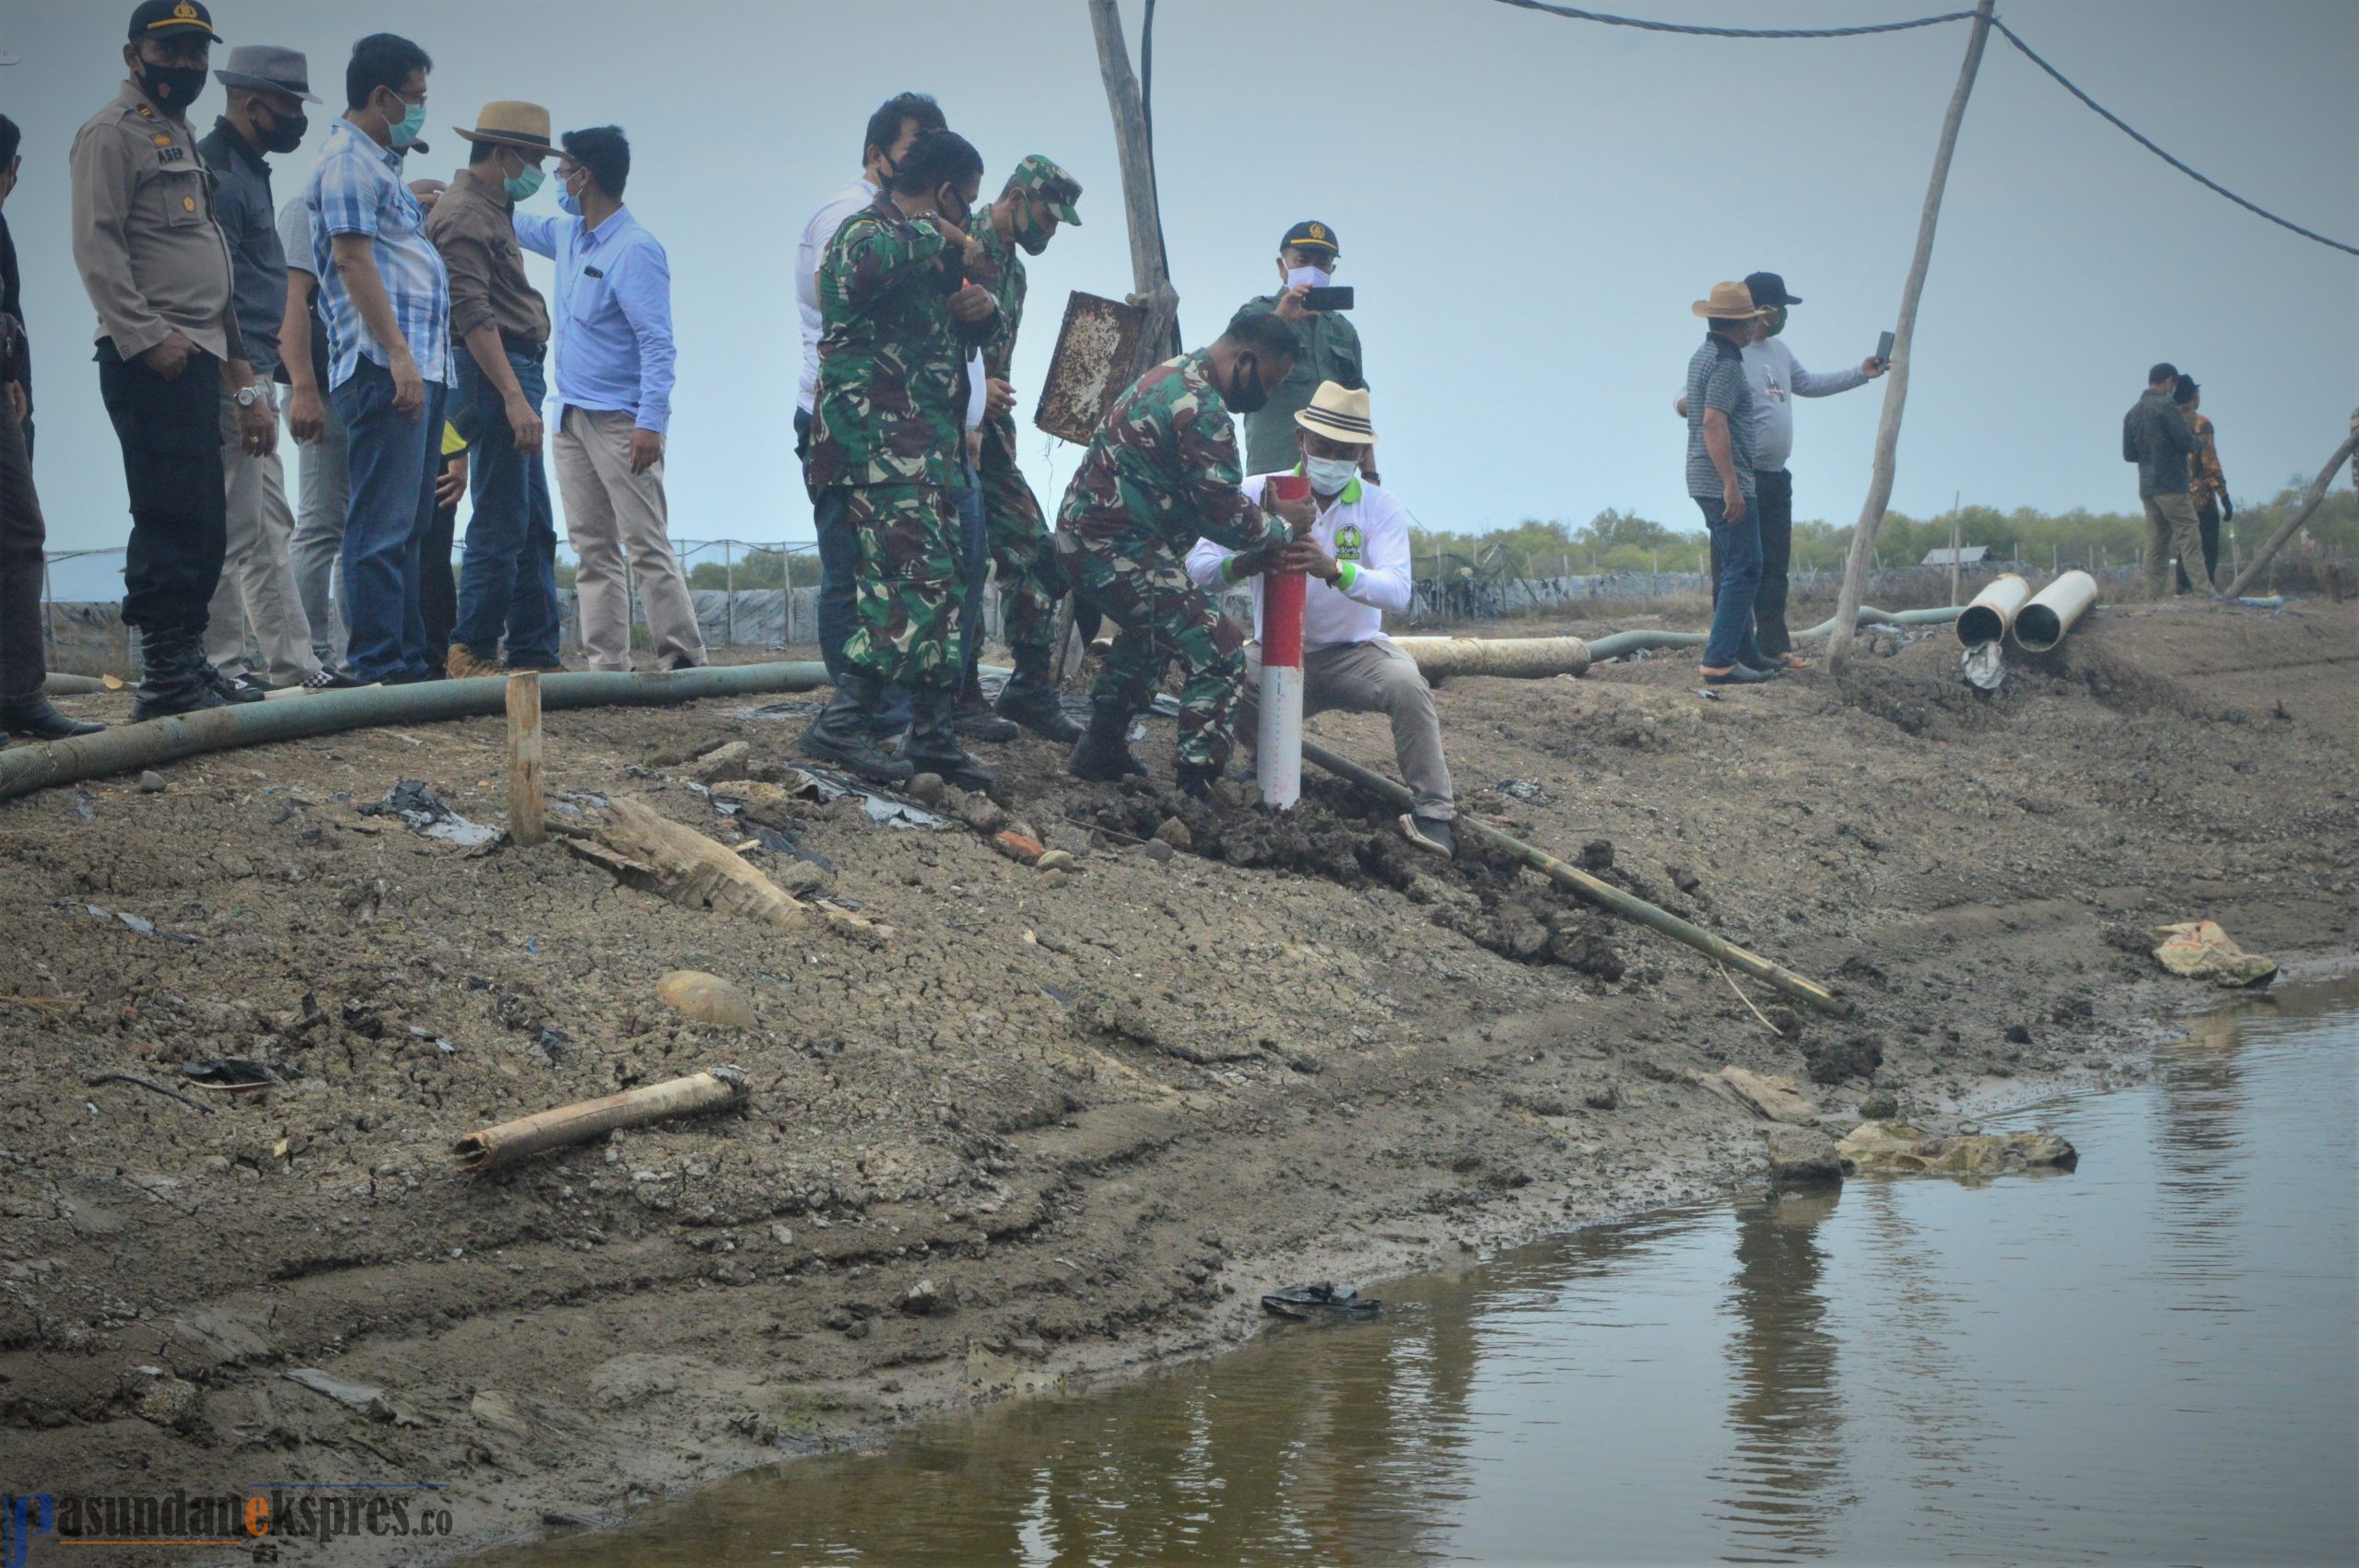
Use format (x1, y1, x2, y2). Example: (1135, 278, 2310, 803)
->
(1948, 495, 1962, 605)
(506, 671, 545, 847)
(2223, 428, 2359, 599)
(1086, 0, 1180, 377)
(1826, 0, 1995, 673)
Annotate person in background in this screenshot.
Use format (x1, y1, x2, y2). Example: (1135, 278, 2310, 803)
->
(516, 126, 704, 674)
(0, 115, 105, 741)
(2173, 374, 2230, 593)
(1238, 220, 1367, 479)
(276, 190, 349, 673)
(308, 32, 449, 685)
(794, 128, 1001, 789)
(423, 419, 466, 675)
(1057, 306, 1312, 793)
(2122, 361, 2212, 599)
(430, 100, 561, 678)
(1684, 282, 1775, 686)
(954, 154, 1086, 744)
(197, 43, 323, 695)
(73, 0, 276, 719)
(1185, 382, 1453, 854)
(797, 91, 945, 684)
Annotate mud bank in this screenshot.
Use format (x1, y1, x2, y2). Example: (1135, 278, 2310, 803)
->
(0, 600, 2350, 1563)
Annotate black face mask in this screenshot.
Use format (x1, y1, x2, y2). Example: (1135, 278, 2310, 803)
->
(137, 59, 210, 115)
(1226, 355, 1272, 415)
(256, 106, 307, 155)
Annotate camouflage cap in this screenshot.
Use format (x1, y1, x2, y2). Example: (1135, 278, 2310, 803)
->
(1008, 154, 1082, 225)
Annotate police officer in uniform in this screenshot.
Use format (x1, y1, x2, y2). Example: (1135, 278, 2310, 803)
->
(72, 0, 276, 720)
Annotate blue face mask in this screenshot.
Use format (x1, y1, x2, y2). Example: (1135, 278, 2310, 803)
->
(505, 163, 545, 203)
(384, 93, 427, 149)
(556, 170, 582, 216)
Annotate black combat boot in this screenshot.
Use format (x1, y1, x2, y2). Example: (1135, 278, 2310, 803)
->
(796, 672, 916, 784)
(901, 686, 996, 792)
(1173, 757, 1223, 800)
(129, 626, 229, 722)
(995, 645, 1083, 743)
(952, 665, 1020, 743)
(1066, 700, 1144, 781)
(0, 696, 105, 741)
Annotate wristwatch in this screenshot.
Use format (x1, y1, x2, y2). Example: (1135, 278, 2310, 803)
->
(235, 382, 270, 408)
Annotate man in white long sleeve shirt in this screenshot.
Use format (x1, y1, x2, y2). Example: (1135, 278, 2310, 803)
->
(1184, 382, 1457, 856)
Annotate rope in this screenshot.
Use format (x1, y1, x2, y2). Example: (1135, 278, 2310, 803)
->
(1989, 19, 2358, 257)
(1488, 0, 1977, 39)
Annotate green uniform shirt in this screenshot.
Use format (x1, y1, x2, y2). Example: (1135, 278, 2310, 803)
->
(1237, 292, 1365, 475)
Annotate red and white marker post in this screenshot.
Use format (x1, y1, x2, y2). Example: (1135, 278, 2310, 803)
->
(1257, 474, 1310, 811)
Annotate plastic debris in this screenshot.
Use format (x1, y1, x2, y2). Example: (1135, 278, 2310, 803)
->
(182, 1059, 279, 1094)
(1960, 640, 2005, 691)
(360, 778, 500, 848)
(1837, 1119, 2077, 1176)
(2152, 919, 2278, 989)
(1260, 1281, 1381, 1321)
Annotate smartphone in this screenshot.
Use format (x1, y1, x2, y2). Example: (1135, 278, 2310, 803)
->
(1302, 286, 1355, 313)
(1875, 330, 1895, 367)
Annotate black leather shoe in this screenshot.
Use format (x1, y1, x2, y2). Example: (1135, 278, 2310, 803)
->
(0, 696, 105, 741)
(996, 648, 1084, 743)
(1173, 760, 1223, 801)
(1066, 701, 1144, 781)
(130, 627, 229, 721)
(798, 673, 916, 784)
(901, 687, 996, 792)
(953, 673, 1021, 743)
(202, 666, 268, 703)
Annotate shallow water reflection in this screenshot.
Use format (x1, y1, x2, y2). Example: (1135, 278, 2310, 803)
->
(485, 976, 2357, 1565)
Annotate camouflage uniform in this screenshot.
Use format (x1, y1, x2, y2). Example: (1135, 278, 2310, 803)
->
(1057, 350, 1289, 771)
(808, 193, 996, 691)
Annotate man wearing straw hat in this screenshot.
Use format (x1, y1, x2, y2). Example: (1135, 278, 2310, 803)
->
(1684, 281, 1777, 686)
(1185, 381, 1456, 856)
(428, 100, 562, 677)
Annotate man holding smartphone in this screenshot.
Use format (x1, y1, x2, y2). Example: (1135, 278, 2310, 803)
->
(1238, 220, 1367, 477)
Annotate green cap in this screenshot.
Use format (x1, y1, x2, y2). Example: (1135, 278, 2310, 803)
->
(1008, 154, 1082, 226)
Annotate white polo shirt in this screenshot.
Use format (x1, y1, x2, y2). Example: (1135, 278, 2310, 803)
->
(795, 174, 877, 415)
(1185, 470, 1414, 649)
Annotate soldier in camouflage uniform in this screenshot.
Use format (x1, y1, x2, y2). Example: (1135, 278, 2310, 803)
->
(796, 128, 1001, 788)
(958, 154, 1085, 743)
(1056, 307, 1312, 792)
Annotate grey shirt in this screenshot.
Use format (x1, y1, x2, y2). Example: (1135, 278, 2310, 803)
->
(196, 117, 284, 378)
(1685, 331, 1756, 500)
(2121, 388, 2199, 499)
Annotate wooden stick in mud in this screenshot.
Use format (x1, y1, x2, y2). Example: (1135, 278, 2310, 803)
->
(2222, 427, 2359, 600)
(1300, 739, 1853, 1018)
(453, 1066, 748, 1173)
(560, 796, 886, 942)
(506, 672, 546, 846)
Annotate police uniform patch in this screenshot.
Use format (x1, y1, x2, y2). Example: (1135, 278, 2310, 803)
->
(182, 195, 196, 212)
(151, 134, 172, 146)
(1334, 523, 1365, 563)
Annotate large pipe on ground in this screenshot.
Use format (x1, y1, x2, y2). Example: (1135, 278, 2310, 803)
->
(0, 661, 830, 802)
(1299, 737, 1852, 1018)
(1584, 604, 1963, 662)
(1393, 636, 1593, 680)
(41, 673, 113, 696)
(2011, 571, 2098, 653)
(1954, 573, 2030, 646)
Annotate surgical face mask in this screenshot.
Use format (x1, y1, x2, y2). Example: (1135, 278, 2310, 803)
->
(137, 59, 210, 115)
(1285, 263, 1332, 291)
(256, 104, 307, 155)
(381, 90, 427, 149)
(1761, 306, 1788, 338)
(1013, 201, 1053, 256)
(1305, 453, 1359, 496)
(556, 170, 582, 216)
(1226, 356, 1271, 415)
(504, 159, 546, 203)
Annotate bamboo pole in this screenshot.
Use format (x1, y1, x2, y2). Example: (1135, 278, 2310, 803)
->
(2222, 428, 2359, 599)
(1826, 0, 1995, 674)
(453, 1067, 748, 1173)
(505, 672, 545, 846)
(1299, 738, 1851, 1018)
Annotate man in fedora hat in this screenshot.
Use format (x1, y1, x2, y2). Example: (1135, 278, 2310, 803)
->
(73, 0, 279, 717)
(197, 43, 325, 694)
(1684, 281, 1776, 685)
(1186, 380, 1457, 855)
(428, 100, 562, 678)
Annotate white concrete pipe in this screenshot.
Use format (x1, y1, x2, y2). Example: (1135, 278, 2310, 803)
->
(2012, 571, 2099, 652)
(1954, 573, 2031, 647)
(1391, 636, 1593, 681)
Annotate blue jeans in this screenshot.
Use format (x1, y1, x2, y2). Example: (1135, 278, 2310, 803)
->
(1696, 492, 1764, 671)
(334, 361, 446, 683)
(814, 485, 861, 685)
(451, 345, 560, 666)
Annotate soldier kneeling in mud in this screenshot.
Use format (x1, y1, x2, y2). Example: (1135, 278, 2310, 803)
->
(1054, 308, 1314, 795)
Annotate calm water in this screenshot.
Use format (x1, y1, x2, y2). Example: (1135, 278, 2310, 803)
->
(486, 977, 2358, 1566)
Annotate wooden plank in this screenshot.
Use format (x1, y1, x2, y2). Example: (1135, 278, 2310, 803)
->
(506, 672, 546, 847)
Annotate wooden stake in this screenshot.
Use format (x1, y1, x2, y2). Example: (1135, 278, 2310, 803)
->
(2223, 428, 2359, 599)
(1826, 0, 1995, 673)
(1086, 0, 1180, 377)
(506, 671, 545, 846)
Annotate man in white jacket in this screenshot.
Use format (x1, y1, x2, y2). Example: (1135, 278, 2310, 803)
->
(1185, 382, 1457, 856)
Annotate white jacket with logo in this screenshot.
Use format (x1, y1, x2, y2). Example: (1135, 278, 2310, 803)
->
(1185, 470, 1414, 649)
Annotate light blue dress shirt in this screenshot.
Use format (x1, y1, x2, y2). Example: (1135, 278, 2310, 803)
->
(513, 204, 675, 434)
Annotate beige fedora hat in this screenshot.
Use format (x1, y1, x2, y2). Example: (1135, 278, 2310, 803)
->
(454, 101, 557, 158)
(1295, 380, 1379, 445)
(1692, 281, 1768, 320)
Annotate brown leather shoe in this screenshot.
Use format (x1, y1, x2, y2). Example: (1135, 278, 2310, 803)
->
(445, 644, 508, 679)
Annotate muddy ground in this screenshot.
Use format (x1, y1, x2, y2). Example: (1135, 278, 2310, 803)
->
(0, 598, 2351, 1563)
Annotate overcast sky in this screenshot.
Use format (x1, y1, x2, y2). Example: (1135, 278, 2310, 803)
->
(6, 0, 2353, 595)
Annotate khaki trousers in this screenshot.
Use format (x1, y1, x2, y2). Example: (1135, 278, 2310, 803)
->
(207, 381, 320, 684)
(2142, 491, 2214, 599)
(552, 405, 707, 673)
(1243, 638, 1456, 820)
